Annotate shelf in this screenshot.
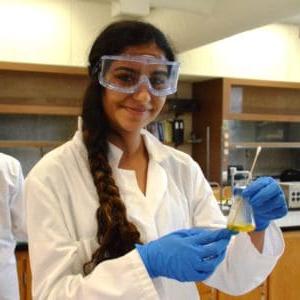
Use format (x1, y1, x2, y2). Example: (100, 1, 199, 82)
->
(0, 61, 87, 75)
(0, 140, 64, 148)
(162, 138, 202, 145)
(0, 104, 81, 116)
(0, 139, 201, 149)
(224, 112, 300, 122)
(0, 61, 88, 116)
(229, 142, 300, 149)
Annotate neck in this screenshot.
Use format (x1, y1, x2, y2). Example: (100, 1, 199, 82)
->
(108, 130, 144, 157)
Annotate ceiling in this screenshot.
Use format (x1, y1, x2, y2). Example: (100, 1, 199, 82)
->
(91, 0, 300, 52)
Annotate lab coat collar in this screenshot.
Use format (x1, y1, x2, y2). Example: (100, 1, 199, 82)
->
(142, 129, 171, 163)
(73, 117, 171, 166)
(107, 129, 171, 168)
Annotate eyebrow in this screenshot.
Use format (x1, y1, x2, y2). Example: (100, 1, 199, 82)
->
(114, 66, 138, 73)
(151, 70, 168, 76)
(114, 66, 168, 75)
(113, 67, 169, 77)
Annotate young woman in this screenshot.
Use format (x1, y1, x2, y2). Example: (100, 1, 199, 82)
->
(25, 20, 287, 300)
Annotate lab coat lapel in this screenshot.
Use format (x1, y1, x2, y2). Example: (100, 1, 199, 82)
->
(107, 130, 170, 222)
(142, 130, 169, 215)
(146, 159, 168, 214)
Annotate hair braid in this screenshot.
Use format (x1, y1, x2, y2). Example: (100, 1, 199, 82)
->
(83, 119, 142, 275)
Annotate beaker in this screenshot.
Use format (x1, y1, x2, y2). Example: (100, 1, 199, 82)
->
(227, 185, 256, 232)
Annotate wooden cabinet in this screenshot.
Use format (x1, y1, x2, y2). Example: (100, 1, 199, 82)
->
(197, 230, 300, 300)
(16, 247, 32, 300)
(197, 280, 266, 300)
(192, 78, 300, 184)
(196, 282, 217, 300)
(222, 79, 300, 122)
(268, 230, 300, 300)
(217, 283, 266, 300)
(0, 61, 88, 116)
(0, 61, 88, 174)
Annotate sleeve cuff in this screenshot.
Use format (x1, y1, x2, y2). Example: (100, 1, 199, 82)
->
(261, 222, 285, 257)
(127, 250, 159, 300)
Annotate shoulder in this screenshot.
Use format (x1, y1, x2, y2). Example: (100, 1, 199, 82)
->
(0, 153, 22, 177)
(27, 131, 87, 183)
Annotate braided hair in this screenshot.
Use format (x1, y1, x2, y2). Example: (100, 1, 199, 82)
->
(81, 20, 176, 274)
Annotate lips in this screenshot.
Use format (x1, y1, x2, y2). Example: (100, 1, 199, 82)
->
(124, 106, 150, 113)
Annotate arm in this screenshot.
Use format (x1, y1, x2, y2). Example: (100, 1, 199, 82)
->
(248, 231, 265, 253)
(25, 176, 159, 300)
(190, 163, 285, 295)
(10, 160, 27, 242)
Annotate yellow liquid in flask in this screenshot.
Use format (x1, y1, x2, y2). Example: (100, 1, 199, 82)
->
(227, 223, 255, 232)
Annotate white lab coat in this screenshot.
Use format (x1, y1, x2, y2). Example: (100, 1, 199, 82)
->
(25, 127, 285, 300)
(0, 153, 27, 300)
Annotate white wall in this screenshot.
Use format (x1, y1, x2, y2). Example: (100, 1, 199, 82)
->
(0, 1, 299, 83)
(0, 0, 112, 66)
(179, 23, 300, 82)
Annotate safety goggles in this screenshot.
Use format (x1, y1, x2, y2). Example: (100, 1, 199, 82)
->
(98, 55, 180, 97)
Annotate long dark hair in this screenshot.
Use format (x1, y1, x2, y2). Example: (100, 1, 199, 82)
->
(82, 20, 176, 274)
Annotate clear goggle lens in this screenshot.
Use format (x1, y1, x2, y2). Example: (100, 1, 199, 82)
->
(98, 55, 180, 97)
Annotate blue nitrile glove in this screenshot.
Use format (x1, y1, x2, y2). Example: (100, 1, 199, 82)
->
(136, 228, 233, 282)
(242, 177, 288, 231)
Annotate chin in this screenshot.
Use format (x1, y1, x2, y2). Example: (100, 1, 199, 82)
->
(118, 122, 145, 134)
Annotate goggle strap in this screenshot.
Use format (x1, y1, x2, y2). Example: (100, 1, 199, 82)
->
(92, 60, 101, 76)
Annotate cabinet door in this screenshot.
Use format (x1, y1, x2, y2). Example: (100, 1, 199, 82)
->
(217, 283, 266, 300)
(16, 250, 27, 300)
(223, 78, 300, 122)
(26, 253, 32, 300)
(196, 282, 217, 300)
(16, 250, 32, 300)
(192, 79, 224, 183)
(268, 231, 300, 300)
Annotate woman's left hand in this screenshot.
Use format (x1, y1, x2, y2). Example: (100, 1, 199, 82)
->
(242, 177, 288, 231)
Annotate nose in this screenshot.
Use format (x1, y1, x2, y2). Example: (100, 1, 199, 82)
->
(132, 82, 152, 103)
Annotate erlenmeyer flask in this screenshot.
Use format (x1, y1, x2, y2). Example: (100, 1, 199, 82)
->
(227, 185, 256, 232)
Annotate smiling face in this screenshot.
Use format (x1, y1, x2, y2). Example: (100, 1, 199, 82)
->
(102, 43, 167, 137)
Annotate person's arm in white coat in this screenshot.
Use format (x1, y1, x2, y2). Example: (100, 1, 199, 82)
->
(10, 160, 27, 242)
(189, 161, 284, 296)
(25, 176, 159, 300)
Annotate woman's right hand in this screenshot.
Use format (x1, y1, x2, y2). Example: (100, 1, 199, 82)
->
(136, 228, 234, 282)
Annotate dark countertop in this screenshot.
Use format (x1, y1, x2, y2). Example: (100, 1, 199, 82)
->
(16, 241, 28, 251)
(281, 226, 300, 232)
